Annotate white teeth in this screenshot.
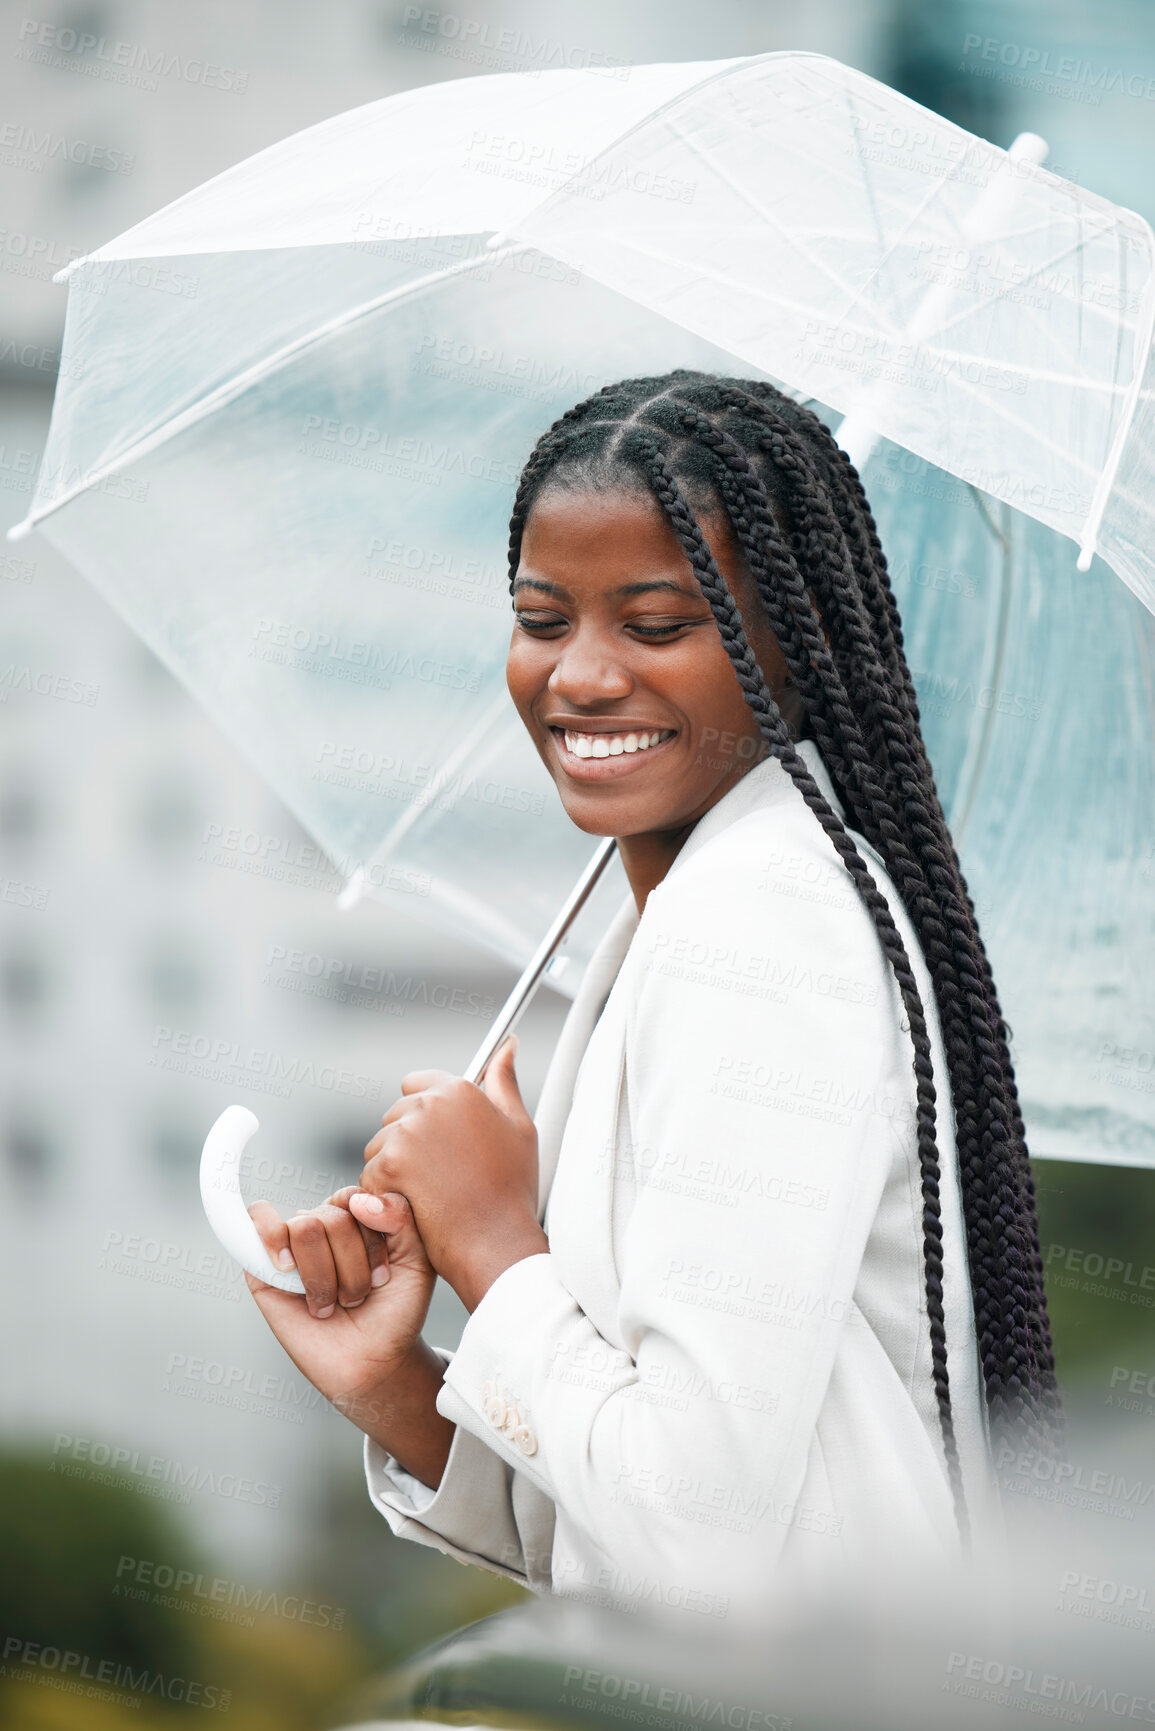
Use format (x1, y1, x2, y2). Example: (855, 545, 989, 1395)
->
(562, 729, 672, 760)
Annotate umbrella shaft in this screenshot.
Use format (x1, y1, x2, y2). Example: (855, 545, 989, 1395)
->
(464, 837, 619, 1085)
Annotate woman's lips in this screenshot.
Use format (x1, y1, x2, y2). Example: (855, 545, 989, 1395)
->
(549, 726, 677, 781)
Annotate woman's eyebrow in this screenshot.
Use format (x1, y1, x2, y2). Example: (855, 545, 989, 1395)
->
(512, 576, 700, 598)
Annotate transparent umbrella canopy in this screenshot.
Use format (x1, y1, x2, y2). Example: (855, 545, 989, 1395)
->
(10, 50, 1155, 1170)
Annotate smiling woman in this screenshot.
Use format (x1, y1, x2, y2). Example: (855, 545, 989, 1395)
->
(245, 369, 1063, 1627)
(506, 484, 808, 915)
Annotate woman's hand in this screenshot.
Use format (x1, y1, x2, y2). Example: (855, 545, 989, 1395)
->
(350, 1035, 549, 1313)
(245, 1186, 437, 1435)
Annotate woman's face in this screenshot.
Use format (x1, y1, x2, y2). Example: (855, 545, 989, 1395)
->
(506, 485, 803, 842)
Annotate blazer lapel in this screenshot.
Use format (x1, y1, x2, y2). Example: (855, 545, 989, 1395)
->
(531, 739, 841, 1223)
(656, 738, 846, 893)
(534, 887, 640, 1221)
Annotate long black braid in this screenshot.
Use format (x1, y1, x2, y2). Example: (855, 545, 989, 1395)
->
(506, 371, 1064, 1537)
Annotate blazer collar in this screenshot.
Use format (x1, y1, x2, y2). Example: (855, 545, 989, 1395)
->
(657, 736, 847, 893)
(533, 737, 846, 1216)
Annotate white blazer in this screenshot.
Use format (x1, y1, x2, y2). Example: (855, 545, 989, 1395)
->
(365, 737, 1005, 1623)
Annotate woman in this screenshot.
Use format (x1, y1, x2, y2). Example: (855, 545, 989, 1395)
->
(246, 371, 1062, 1621)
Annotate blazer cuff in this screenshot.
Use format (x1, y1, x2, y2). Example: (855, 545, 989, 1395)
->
(363, 1343, 550, 1588)
(363, 1341, 452, 1520)
(440, 1252, 577, 1484)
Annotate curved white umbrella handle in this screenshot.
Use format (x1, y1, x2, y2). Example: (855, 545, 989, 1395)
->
(199, 842, 619, 1293)
(199, 1105, 307, 1295)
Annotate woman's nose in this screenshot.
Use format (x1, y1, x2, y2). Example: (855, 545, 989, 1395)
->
(546, 627, 633, 706)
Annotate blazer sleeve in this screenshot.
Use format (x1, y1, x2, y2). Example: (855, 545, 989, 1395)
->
(363, 1345, 557, 1591)
(436, 814, 914, 1596)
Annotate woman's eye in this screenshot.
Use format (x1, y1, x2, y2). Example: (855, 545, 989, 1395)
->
(513, 614, 702, 638)
(514, 613, 566, 632)
(628, 621, 697, 639)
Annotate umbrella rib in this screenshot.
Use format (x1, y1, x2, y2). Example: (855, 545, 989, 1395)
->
(15, 241, 534, 537)
(916, 363, 1103, 478)
(828, 80, 961, 329)
(1077, 215, 1155, 566)
(660, 121, 906, 326)
(577, 229, 906, 344)
(586, 231, 1129, 412)
(338, 686, 526, 908)
(912, 223, 1143, 349)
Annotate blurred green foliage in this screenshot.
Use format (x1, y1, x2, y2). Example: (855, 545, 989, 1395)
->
(1033, 1157, 1155, 1393)
(0, 1445, 523, 1731)
(0, 1448, 208, 1679)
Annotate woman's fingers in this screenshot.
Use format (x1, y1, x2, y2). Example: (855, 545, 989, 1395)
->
(247, 1189, 393, 1318)
(324, 1186, 390, 1288)
(315, 1203, 381, 1309)
(248, 1200, 298, 1273)
(348, 1189, 427, 1271)
(283, 1211, 341, 1317)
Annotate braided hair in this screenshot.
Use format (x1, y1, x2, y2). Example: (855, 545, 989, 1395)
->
(507, 370, 1063, 1538)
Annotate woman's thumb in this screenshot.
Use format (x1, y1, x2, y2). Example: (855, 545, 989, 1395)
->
(349, 1189, 424, 1261)
(483, 1034, 526, 1115)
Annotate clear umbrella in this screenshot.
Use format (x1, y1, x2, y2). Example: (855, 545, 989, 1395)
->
(9, 53, 1155, 1287)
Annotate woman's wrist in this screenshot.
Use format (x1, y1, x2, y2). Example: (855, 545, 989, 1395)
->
(455, 1222, 550, 1315)
(340, 1339, 456, 1490)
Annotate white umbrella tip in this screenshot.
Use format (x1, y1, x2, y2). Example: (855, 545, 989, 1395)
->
(6, 518, 33, 543)
(1008, 131, 1049, 165)
(53, 259, 85, 284)
(336, 867, 367, 912)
